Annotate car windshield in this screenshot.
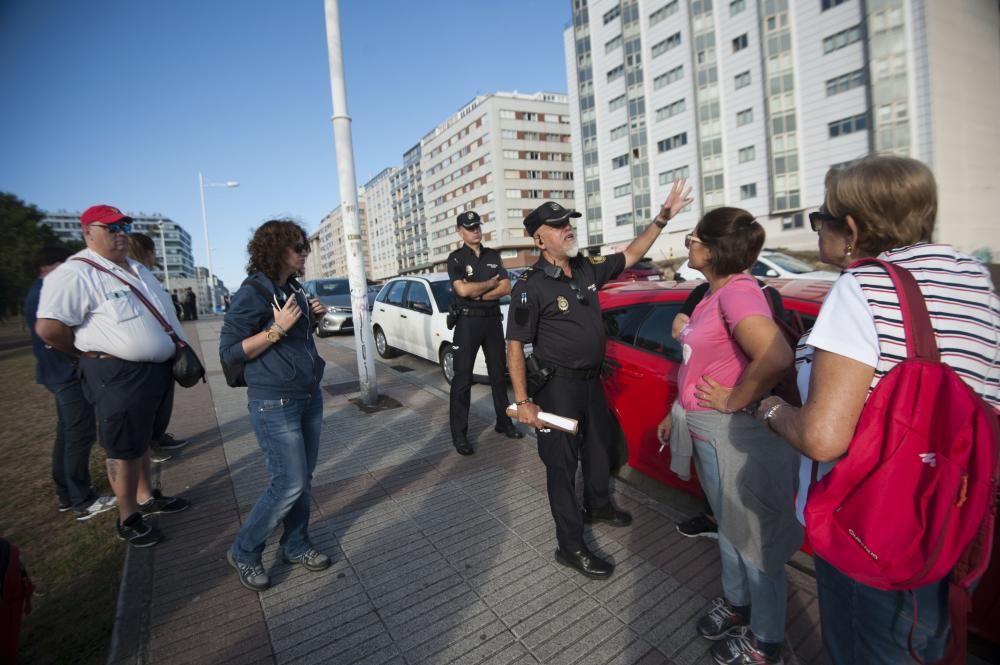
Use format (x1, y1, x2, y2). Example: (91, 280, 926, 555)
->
(765, 253, 815, 274)
(313, 280, 350, 296)
(429, 280, 454, 311)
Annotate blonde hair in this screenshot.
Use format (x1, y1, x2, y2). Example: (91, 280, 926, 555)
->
(824, 154, 936, 256)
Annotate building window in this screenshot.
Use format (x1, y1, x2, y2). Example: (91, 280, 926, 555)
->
(656, 132, 688, 153)
(607, 65, 625, 82)
(732, 33, 748, 52)
(650, 1, 679, 26)
(738, 146, 755, 163)
(781, 212, 805, 230)
(823, 25, 862, 54)
(736, 108, 754, 126)
(730, 0, 746, 14)
(605, 35, 622, 53)
(734, 70, 751, 89)
(609, 125, 629, 143)
(821, 0, 848, 10)
(615, 212, 634, 226)
(612, 154, 630, 169)
(651, 32, 682, 58)
(654, 65, 684, 90)
(614, 183, 632, 197)
(659, 165, 690, 184)
(609, 94, 627, 111)
(655, 98, 686, 121)
(828, 113, 868, 137)
(825, 68, 866, 96)
(603, 5, 621, 24)
(740, 183, 757, 199)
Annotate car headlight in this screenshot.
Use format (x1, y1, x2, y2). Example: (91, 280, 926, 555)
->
(327, 306, 352, 313)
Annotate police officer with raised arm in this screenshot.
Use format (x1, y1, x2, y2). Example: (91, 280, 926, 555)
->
(505, 180, 693, 579)
(447, 210, 523, 456)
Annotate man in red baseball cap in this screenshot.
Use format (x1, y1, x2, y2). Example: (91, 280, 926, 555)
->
(34, 204, 191, 548)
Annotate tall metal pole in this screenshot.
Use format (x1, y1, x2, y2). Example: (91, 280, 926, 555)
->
(198, 171, 218, 315)
(157, 223, 171, 290)
(324, 0, 378, 405)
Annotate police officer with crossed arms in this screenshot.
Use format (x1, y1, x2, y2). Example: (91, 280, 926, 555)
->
(447, 210, 524, 456)
(506, 180, 693, 579)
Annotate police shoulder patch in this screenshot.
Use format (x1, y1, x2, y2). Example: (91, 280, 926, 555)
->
(588, 255, 607, 264)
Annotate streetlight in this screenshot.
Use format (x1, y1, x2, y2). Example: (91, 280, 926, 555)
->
(198, 172, 239, 314)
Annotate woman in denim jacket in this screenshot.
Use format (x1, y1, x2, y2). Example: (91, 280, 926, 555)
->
(220, 220, 329, 591)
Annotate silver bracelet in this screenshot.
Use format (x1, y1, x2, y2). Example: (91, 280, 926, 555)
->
(763, 403, 783, 432)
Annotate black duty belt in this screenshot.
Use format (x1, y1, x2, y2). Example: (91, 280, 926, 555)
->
(551, 365, 602, 380)
(460, 307, 500, 317)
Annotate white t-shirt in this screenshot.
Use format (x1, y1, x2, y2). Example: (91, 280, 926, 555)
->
(794, 274, 878, 524)
(37, 248, 187, 363)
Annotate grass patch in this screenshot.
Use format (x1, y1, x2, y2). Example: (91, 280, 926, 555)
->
(0, 346, 122, 665)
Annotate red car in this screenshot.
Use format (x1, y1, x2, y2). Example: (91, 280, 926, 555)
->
(597, 278, 999, 645)
(607, 258, 663, 284)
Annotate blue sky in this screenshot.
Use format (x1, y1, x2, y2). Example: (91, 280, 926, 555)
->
(1, 0, 572, 288)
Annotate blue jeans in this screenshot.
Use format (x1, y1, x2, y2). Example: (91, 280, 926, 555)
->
(693, 438, 788, 644)
(46, 381, 97, 509)
(815, 556, 950, 664)
(231, 389, 323, 565)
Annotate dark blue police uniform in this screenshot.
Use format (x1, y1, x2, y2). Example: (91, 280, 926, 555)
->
(446, 215, 519, 454)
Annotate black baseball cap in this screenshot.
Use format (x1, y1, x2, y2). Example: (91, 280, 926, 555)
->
(456, 211, 481, 228)
(523, 201, 582, 235)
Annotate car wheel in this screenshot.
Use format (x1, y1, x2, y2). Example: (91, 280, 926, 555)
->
(440, 344, 455, 384)
(373, 326, 399, 359)
(609, 413, 629, 475)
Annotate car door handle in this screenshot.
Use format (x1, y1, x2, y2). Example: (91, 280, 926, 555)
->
(377, 307, 385, 312)
(400, 314, 407, 319)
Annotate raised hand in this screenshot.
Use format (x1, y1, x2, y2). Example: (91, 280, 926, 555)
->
(655, 178, 695, 224)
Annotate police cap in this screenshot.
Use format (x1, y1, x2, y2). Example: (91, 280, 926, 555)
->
(523, 201, 582, 236)
(456, 211, 481, 228)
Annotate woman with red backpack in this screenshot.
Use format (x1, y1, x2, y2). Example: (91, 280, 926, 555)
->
(756, 155, 1000, 664)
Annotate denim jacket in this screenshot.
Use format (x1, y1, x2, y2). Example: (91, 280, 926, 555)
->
(219, 272, 326, 400)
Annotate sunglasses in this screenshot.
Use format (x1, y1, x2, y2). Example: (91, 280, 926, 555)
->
(91, 222, 132, 235)
(684, 234, 705, 249)
(568, 280, 589, 305)
(293, 242, 310, 255)
(808, 210, 843, 233)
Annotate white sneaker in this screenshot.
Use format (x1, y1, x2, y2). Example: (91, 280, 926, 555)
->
(75, 495, 118, 521)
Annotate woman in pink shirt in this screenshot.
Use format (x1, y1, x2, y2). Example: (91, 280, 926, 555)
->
(657, 207, 798, 665)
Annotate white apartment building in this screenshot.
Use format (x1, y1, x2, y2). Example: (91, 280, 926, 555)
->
(362, 167, 400, 281)
(565, 0, 1000, 261)
(422, 91, 577, 270)
(317, 198, 370, 278)
(393, 143, 431, 274)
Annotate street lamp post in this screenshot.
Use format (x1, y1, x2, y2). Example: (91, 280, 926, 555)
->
(198, 172, 239, 314)
(155, 222, 171, 291)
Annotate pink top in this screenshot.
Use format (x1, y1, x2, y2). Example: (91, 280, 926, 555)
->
(677, 274, 770, 411)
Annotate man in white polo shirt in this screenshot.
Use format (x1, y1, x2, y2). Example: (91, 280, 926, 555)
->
(35, 204, 191, 547)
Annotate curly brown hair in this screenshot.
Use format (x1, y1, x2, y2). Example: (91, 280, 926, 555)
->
(246, 220, 308, 280)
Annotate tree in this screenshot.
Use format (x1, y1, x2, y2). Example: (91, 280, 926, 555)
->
(0, 193, 68, 320)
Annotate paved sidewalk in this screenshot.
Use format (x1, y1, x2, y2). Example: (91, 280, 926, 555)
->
(112, 320, 824, 665)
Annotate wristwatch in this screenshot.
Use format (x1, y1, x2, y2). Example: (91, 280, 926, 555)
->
(266, 328, 283, 344)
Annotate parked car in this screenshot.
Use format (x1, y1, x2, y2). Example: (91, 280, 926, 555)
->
(366, 283, 383, 311)
(370, 274, 508, 383)
(676, 250, 839, 282)
(607, 257, 663, 285)
(300, 277, 353, 336)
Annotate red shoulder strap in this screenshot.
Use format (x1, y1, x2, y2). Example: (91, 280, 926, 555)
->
(71, 257, 179, 342)
(849, 258, 939, 361)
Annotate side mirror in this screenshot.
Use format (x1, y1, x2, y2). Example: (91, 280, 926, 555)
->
(766, 269, 779, 278)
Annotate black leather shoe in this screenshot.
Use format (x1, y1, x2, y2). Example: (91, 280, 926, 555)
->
(454, 441, 474, 456)
(582, 505, 633, 527)
(554, 545, 614, 579)
(494, 425, 524, 439)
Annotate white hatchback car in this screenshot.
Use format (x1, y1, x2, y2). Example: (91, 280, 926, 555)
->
(676, 250, 839, 281)
(370, 273, 508, 383)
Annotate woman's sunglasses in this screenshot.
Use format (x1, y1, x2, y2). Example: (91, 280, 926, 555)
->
(808, 210, 844, 233)
(294, 242, 311, 255)
(684, 234, 705, 249)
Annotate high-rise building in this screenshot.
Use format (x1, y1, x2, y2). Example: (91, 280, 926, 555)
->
(316, 197, 370, 278)
(363, 167, 400, 281)
(564, 0, 1000, 260)
(40, 210, 196, 279)
(422, 91, 576, 270)
(392, 143, 430, 274)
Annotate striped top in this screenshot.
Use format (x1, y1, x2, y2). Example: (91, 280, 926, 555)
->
(847, 243, 1000, 411)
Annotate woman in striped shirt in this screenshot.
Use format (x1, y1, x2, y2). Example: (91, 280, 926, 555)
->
(756, 155, 999, 664)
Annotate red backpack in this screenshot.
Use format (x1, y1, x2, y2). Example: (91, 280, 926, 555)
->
(804, 259, 999, 663)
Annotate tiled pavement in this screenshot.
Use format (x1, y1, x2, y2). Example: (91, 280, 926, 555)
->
(113, 320, 824, 665)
